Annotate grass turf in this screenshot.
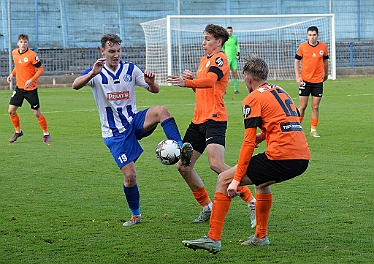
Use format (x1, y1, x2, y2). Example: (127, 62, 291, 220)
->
(0, 77, 373, 263)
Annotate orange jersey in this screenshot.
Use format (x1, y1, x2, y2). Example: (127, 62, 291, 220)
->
(185, 52, 229, 124)
(11, 48, 44, 90)
(295, 41, 329, 83)
(234, 83, 310, 182)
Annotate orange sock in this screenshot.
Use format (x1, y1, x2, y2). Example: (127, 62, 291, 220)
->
(299, 116, 304, 123)
(192, 186, 211, 207)
(37, 115, 48, 133)
(238, 186, 255, 203)
(10, 113, 20, 131)
(255, 192, 272, 239)
(207, 192, 232, 241)
(311, 118, 318, 130)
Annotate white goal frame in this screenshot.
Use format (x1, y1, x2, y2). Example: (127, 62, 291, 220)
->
(141, 14, 336, 85)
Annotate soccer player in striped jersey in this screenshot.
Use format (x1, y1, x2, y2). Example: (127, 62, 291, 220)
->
(72, 34, 192, 227)
(167, 24, 256, 227)
(182, 55, 310, 254)
(294, 26, 329, 138)
(7, 34, 50, 143)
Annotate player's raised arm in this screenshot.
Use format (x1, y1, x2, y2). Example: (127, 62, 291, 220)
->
(166, 75, 186, 87)
(72, 58, 106, 90)
(143, 70, 159, 93)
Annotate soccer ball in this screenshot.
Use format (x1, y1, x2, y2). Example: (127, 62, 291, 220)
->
(155, 139, 181, 165)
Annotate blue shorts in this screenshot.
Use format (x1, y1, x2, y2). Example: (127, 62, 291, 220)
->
(104, 109, 156, 169)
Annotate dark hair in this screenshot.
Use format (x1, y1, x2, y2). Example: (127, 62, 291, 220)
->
(18, 34, 29, 41)
(204, 24, 229, 46)
(242, 54, 268, 81)
(227, 26, 233, 30)
(307, 26, 319, 35)
(101, 34, 122, 48)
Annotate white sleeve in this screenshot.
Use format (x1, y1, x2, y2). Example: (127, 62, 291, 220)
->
(133, 65, 149, 89)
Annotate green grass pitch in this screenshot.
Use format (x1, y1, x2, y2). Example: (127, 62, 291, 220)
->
(0, 77, 373, 263)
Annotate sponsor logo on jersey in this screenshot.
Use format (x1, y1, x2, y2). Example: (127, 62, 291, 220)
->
(243, 105, 251, 118)
(280, 122, 303, 132)
(319, 50, 324, 56)
(205, 60, 211, 68)
(106, 91, 130, 100)
(215, 57, 224, 67)
(24, 58, 29, 62)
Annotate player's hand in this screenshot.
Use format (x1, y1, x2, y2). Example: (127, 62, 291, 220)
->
(6, 74, 13, 84)
(227, 179, 241, 198)
(296, 79, 304, 87)
(92, 58, 106, 76)
(236, 52, 240, 60)
(166, 75, 185, 87)
(24, 79, 33, 88)
(255, 132, 263, 148)
(144, 70, 156, 84)
(182, 70, 193, 80)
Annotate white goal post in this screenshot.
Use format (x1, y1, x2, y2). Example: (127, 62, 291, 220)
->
(141, 14, 335, 85)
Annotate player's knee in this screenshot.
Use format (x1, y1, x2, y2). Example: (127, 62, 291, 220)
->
(216, 172, 232, 189)
(157, 105, 170, 115)
(209, 161, 223, 174)
(153, 105, 171, 120)
(312, 105, 319, 111)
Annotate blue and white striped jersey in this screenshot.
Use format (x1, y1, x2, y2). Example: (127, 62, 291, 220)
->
(83, 60, 150, 138)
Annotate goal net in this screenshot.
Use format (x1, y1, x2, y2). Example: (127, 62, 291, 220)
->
(141, 15, 335, 85)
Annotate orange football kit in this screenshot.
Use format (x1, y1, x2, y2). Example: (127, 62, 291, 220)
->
(184, 51, 255, 209)
(234, 83, 310, 182)
(185, 52, 229, 124)
(11, 48, 44, 90)
(9, 48, 48, 140)
(296, 41, 328, 83)
(208, 83, 310, 242)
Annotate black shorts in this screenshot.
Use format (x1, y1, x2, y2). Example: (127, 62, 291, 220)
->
(183, 120, 227, 154)
(298, 81, 323, 97)
(246, 152, 309, 186)
(9, 87, 40, 110)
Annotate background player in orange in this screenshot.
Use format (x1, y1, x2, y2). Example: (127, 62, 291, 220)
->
(294, 26, 329, 138)
(6, 34, 50, 143)
(167, 24, 256, 227)
(182, 55, 310, 254)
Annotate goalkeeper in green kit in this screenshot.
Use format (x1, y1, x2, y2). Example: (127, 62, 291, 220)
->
(222, 26, 240, 94)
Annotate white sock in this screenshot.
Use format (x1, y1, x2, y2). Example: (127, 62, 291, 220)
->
(203, 202, 212, 212)
(248, 198, 256, 207)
